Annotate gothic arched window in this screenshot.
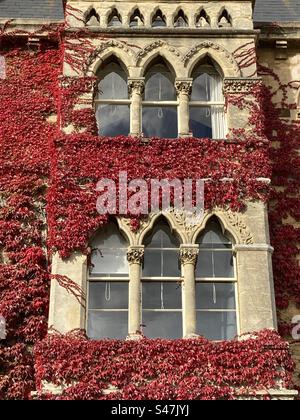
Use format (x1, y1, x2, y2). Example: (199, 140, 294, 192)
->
(142, 219, 182, 338)
(87, 223, 129, 339)
(190, 58, 226, 139)
(195, 217, 237, 340)
(95, 58, 130, 136)
(142, 59, 178, 138)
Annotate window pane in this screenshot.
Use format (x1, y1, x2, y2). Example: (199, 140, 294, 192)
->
(143, 250, 180, 277)
(196, 311, 237, 340)
(142, 312, 182, 338)
(191, 73, 212, 101)
(198, 222, 232, 248)
(97, 104, 130, 136)
(196, 283, 236, 310)
(163, 250, 180, 276)
(196, 250, 233, 278)
(98, 67, 128, 100)
(142, 106, 178, 138)
(91, 224, 128, 249)
(87, 311, 128, 339)
(189, 106, 212, 138)
(145, 70, 176, 101)
(213, 251, 234, 278)
(196, 250, 213, 277)
(143, 249, 161, 277)
(142, 282, 182, 309)
(89, 282, 128, 309)
(144, 223, 180, 248)
(90, 248, 128, 277)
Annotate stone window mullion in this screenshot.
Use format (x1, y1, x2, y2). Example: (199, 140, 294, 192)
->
(127, 245, 144, 339)
(180, 244, 199, 337)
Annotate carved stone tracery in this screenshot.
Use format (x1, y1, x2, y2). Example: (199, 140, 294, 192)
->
(223, 78, 262, 94)
(127, 247, 144, 264)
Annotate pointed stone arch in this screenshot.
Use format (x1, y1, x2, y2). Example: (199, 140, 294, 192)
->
(191, 209, 254, 245)
(84, 40, 136, 76)
(183, 41, 241, 78)
(136, 41, 184, 77)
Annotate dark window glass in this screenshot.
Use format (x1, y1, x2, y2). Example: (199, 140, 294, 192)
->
(87, 281, 129, 339)
(196, 311, 237, 340)
(97, 104, 130, 136)
(196, 283, 236, 310)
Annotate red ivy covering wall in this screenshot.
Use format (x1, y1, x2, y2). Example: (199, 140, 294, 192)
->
(34, 330, 294, 400)
(0, 15, 299, 398)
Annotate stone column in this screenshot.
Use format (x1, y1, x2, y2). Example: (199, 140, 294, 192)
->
(175, 78, 193, 137)
(127, 245, 144, 339)
(235, 244, 278, 333)
(180, 245, 199, 337)
(48, 253, 87, 333)
(128, 78, 145, 137)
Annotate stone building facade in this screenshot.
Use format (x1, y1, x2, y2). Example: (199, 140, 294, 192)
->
(0, 0, 299, 400)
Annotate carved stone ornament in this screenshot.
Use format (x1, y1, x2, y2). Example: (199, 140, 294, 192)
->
(128, 79, 145, 97)
(175, 79, 193, 96)
(180, 247, 199, 265)
(136, 40, 182, 64)
(225, 210, 254, 244)
(182, 41, 240, 75)
(223, 78, 262, 94)
(127, 247, 144, 264)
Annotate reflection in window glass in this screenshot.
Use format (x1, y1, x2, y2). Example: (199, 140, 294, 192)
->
(98, 67, 128, 100)
(143, 282, 182, 309)
(97, 104, 130, 136)
(142, 282, 182, 338)
(190, 65, 225, 139)
(89, 282, 129, 309)
(143, 221, 180, 278)
(142, 312, 182, 339)
(190, 106, 212, 138)
(196, 218, 234, 278)
(143, 62, 177, 138)
(196, 311, 237, 341)
(87, 281, 129, 339)
(196, 283, 236, 310)
(90, 223, 128, 277)
(142, 107, 178, 138)
(144, 68, 176, 101)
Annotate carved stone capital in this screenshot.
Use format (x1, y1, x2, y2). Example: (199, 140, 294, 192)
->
(127, 246, 144, 265)
(175, 78, 193, 97)
(223, 77, 262, 94)
(128, 78, 145, 97)
(180, 245, 199, 265)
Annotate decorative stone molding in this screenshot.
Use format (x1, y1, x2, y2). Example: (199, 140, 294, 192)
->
(223, 77, 262, 94)
(182, 41, 241, 76)
(175, 78, 193, 96)
(127, 246, 144, 264)
(225, 210, 254, 244)
(180, 245, 199, 265)
(128, 78, 145, 97)
(84, 39, 135, 74)
(234, 244, 274, 253)
(136, 40, 182, 65)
